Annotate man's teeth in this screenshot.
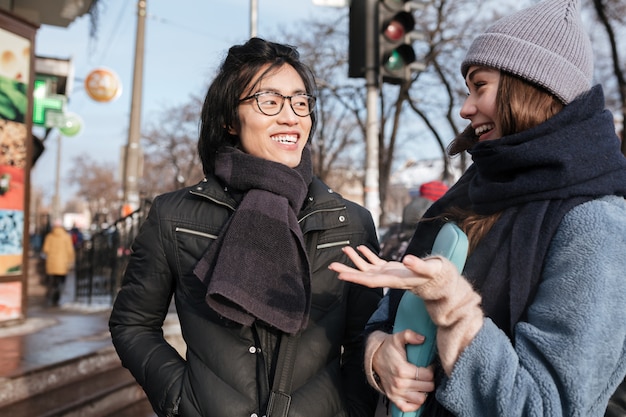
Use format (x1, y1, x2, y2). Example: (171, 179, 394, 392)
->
(272, 135, 297, 144)
(475, 124, 494, 136)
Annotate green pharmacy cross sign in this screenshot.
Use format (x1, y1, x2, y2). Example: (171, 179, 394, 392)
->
(32, 78, 66, 127)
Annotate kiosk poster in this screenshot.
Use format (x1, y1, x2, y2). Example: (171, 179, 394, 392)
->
(0, 25, 30, 321)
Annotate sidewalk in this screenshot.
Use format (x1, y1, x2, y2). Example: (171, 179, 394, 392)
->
(0, 258, 114, 379)
(0, 258, 166, 416)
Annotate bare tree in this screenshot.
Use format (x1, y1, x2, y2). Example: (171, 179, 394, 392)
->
(589, 0, 626, 153)
(278, 15, 367, 186)
(66, 154, 121, 225)
(140, 95, 205, 199)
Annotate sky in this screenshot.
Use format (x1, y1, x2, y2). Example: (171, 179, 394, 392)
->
(32, 0, 343, 205)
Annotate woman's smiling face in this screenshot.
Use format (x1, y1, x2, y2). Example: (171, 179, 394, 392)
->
(460, 66, 502, 142)
(232, 64, 312, 168)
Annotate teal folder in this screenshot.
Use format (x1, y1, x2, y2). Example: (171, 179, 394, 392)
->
(391, 223, 469, 417)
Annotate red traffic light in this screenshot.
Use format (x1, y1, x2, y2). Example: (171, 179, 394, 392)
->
(383, 20, 405, 42)
(382, 12, 415, 42)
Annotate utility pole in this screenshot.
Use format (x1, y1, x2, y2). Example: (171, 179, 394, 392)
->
(122, 0, 146, 214)
(250, 0, 258, 37)
(52, 132, 62, 221)
(364, 0, 381, 229)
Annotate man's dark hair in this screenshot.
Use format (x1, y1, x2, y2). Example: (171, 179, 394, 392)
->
(198, 37, 318, 175)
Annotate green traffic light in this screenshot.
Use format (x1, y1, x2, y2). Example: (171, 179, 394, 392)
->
(383, 45, 416, 73)
(384, 50, 406, 71)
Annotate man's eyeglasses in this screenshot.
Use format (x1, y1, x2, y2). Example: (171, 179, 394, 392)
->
(239, 92, 316, 117)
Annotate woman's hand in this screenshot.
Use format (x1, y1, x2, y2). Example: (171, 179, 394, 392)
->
(328, 245, 438, 290)
(366, 330, 435, 412)
(331, 245, 484, 375)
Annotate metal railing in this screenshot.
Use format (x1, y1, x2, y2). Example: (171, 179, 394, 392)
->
(74, 199, 152, 305)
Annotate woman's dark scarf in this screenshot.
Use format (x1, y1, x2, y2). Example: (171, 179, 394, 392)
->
(193, 146, 313, 335)
(400, 86, 626, 415)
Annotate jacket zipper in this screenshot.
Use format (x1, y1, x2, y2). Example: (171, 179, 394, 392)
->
(189, 190, 237, 211)
(175, 227, 218, 240)
(317, 240, 350, 249)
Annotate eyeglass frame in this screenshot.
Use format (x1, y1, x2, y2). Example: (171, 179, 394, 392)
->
(239, 91, 317, 117)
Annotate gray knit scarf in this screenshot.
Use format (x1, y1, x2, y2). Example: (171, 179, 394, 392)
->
(193, 146, 313, 335)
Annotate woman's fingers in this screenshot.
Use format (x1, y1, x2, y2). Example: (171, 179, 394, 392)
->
(340, 245, 374, 270)
(387, 386, 431, 413)
(374, 331, 435, 412)
(355, 245, 388, 266)
(328, 248, 447, 291)
(330, 262, 427, 290)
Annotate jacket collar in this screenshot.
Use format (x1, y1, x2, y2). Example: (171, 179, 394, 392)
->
(189, 175, 348, 228)
(188, 176, 239, 211)
(301, 177, 346, 213)
(299, 177, 349, 233)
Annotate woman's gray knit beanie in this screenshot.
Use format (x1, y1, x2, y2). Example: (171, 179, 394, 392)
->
(461, 0, 593, 104)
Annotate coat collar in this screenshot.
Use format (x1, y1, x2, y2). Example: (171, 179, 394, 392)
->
(188, 176, 239, 211)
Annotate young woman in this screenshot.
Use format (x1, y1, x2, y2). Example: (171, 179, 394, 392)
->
(109, 38, 382, 417)
(329, 0, 626, 416)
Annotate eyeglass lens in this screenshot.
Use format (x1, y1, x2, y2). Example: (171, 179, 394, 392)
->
(255, 92, 315, 117)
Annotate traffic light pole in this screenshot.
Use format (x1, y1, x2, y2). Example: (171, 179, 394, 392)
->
(364, 0, 381, 229)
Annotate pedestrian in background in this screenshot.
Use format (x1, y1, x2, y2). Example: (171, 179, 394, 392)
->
(330, 0, 626, 415)
(69, 224, 84, 250)
(42, 219, 75, 307)
(109, 37, 382, 417)
(380, 181, 449, 262)
(401, 181, 449, 230)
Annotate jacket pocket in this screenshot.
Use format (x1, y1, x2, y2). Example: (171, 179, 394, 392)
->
(173, 225, 219, 295)
(174, 226, 218, 262)
(309, 233, 354, 313)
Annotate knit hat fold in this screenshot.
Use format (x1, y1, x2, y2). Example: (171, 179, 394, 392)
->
(461, 0, 593, 104)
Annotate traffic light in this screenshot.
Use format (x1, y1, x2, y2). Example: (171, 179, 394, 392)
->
(378, 0, 418, 84)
